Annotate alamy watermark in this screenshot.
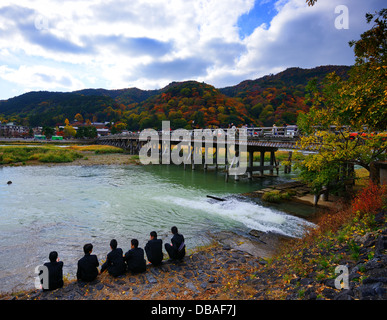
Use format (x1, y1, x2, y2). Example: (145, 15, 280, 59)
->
(34, 14, 50, 31)
(138, 121, 247, 175)
(334, 265, 350, 290)
(335, 5, 349, 30)
(34, 265, 49, 290)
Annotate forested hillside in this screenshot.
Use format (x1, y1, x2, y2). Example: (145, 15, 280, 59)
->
(0, 65, 350, 130)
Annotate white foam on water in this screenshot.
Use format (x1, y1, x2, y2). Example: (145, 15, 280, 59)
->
(157, 195, 315, 238)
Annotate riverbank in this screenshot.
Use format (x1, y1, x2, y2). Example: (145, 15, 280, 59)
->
(2, 180, 386, 301)
(2, 210, 385, 301)
(0, 145, 140, 167)
(1, 145, 385, 300)
(243, 181, 343, 210)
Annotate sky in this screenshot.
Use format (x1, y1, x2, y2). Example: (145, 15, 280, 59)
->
(0, 0, 385, 100)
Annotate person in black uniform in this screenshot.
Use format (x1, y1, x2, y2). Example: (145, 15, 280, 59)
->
(76, 243, 99, 282)
(101, 239, 126, 277)
(40, 251, 64, 291)
(165, 226, 185, 260)
(124, 239, 146, 273)
(145, 231, 163, 266)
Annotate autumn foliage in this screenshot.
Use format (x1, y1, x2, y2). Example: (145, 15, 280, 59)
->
(351, 182, 387, 217)
(0, 66, 350, 130)
(308, 182, 387, 240)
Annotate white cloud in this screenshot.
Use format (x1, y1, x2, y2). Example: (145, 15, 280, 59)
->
(0, 0, 385, 99)
(231, 0, 385, 81)
(0, 65, 85, 92)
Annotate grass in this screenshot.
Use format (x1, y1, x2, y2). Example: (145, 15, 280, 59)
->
(67, 145, 124, 154)
(0, 146, 83, 165)
(0, 144, 127, 166)
(261, 190, 292, 203)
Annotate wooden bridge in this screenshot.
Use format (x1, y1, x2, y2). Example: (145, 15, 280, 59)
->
(97, 126, 306, 181)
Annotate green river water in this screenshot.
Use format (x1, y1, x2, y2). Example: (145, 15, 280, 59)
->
(0, 163, 315, 293)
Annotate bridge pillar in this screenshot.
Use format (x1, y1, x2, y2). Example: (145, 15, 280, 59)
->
(225, 145, 229, 182)
(284, 151, 292, 173)
(214, 146, 218, 170)
(247, 150, 254, 179)
(260, 151, 265, 176)
(270, 150, 275, 175)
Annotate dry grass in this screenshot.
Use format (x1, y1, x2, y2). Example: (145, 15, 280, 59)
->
(67, 145, 124, 154)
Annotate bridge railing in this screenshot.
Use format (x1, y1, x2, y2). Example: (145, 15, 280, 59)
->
(98, 126, 299, 141)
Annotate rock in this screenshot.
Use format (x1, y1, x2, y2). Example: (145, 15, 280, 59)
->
(362, 277, 387, 285)
(208, 276, 215, 283)
(171, 287, 180, 294)
(169, 264, 182, 272)
(150, 267, 161, 276)
(375, 235, 387, 256)
(358, 282, 386, 299)
(334, 289, 354, 300)
(321, 288, 337, 300)
(361, 233, 376, 247)
(96, 284, 104, 291)
(249, 229, 265, 238)
(185, 282, 199, 293)
(300, 278, 314, 286)
(323, 279, 336, 289)
(349, 272, 361, 281)
(146, 274, 158, 284)
(200, 282, 207, 290)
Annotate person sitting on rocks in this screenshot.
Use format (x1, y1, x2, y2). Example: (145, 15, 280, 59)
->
(100, 239, 126, 277)
(76, 243, 99, 282)
(165, 226, 185, 260)
(124, 239, 146, 273)
(145, 231, 163, 266)
(40, 251, 64, 291)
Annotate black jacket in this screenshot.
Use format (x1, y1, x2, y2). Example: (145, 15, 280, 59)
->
(145, 239, 163, 265)
(166, 233, 185, 259)
(101, 248, 126, 277)
(124, 247, 146, 273)
(41, 261, 64, 291)
(76, 253, 99, 282)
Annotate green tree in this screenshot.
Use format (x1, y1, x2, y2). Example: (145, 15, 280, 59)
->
(296, 9, 387, 195)
(42, 126, 55, 139)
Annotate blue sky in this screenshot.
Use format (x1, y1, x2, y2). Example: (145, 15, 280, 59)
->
(0, 0, 385, 100)
(237, 0, 277, 39)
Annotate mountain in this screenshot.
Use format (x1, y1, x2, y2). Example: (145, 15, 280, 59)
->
(0, 65, 351, 129)
(74, 87, 162, 105)
(220, 65, 350, 97)
(219, 65, 351, 126)
(123, 80, 256, 130)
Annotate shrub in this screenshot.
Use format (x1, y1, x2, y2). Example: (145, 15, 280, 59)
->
(351, 182, 387, 217)
(262, 190, 291, 203)
(306, 182, 387, 241)
(38, 150, 83, 163)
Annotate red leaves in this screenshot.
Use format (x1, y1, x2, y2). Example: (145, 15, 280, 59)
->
(351, 182, 387, 217)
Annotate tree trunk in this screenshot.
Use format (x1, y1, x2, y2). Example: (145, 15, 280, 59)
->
(369, 161, 380, 185)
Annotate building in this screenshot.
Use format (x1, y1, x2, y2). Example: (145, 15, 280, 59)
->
(0, 122, 29, 137)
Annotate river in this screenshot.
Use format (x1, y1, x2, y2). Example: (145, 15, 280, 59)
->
(0, 163, 315, 293)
